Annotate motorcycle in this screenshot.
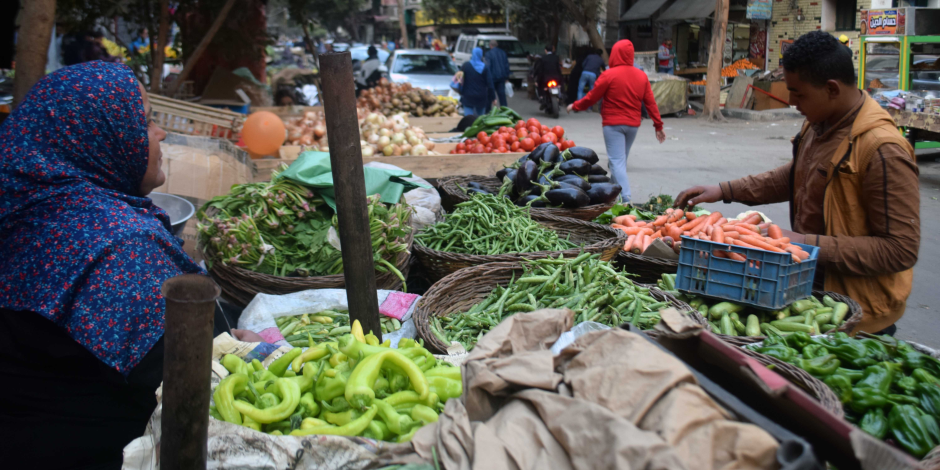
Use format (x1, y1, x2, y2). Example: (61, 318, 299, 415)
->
(537, 78, 563, 118)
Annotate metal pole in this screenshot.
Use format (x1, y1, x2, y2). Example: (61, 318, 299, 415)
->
(317, 51, 383, 341)
(160, 274, 220, 470)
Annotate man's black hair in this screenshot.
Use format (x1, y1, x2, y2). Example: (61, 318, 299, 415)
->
(782, 30, 855, 87)
(544, 44, 554, 52)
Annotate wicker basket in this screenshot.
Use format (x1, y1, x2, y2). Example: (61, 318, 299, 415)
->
(737, 346, 845, 417)
(414, 213, 624, 282)
(615, 251, 679, 285)
(414, 261, 708, 354)
(682, 290, 864, 347)
(438, 175, 616, 221)
(201, 221, 414, 306)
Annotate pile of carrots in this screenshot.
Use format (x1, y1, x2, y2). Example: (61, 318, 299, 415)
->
(611, 209, 811, 264)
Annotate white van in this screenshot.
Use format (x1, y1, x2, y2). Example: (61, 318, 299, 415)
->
(453, 30, 529, 87)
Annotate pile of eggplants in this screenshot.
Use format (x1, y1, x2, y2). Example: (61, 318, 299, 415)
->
(466, 144, 622, 209)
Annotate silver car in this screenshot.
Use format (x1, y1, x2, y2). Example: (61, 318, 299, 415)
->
(386, 49, 458, 96)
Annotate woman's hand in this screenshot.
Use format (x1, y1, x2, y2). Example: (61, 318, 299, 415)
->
(656, 130, 666, 143)
(566, 104, 574, 114)
(674, 185, 723, 208)
(231, 329, 265, 343)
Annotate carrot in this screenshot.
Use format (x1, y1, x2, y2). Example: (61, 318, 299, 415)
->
(731, 239, 761, 250)
(705, 225, 714, 237)
(679, 215, 708, 232)
(652, 215, 668, 227)
(723, 230, 740, 240)
(666, 209, 684, 223)
(634, 220, 648, 227)
(640, 235, 653, 253)
(730, 225, 762, 238)
(712, 226, 725, 244)
(650, 231, 662, 240)
(767, 224, 784, 239)
(685, 212, 697, 221)
(739, 235, 787, 253)
(624, 235, 637, 252)
(715, 217, 727, 227)
(668, 225, 683, 241)
(727, 252, 747, 262)
(785, 245, 809, 261)
(743, 213, 763, 225)
(633, 235, 648, 254)
(765, 237, 790, 247)
(618, 227, 651, 236)
(689, 221, 710, 236)
(613, 215, 636, 227)
(611, 223, 630, 231)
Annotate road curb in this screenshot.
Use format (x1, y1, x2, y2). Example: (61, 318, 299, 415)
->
(721, 107, 803, 121)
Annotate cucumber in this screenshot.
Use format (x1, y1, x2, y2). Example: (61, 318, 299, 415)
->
(790, 299, 816, 314)
(770, 320, 814, 333)
(720, 313, 736, 336)
(760, 323, 789, 338)
(814, 313, 833, 325)
(732, 317, 747, 335)
(831, 302, 849, 325)
(745, 315, 761, 337)
(708, 302, 746, 321)
(779, 315, 805, 323)
(820, 323, 836, 332)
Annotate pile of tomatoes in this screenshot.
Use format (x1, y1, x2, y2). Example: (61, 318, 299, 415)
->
(449, 118, 576, 154)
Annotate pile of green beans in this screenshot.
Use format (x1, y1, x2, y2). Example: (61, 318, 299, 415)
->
(428, 253, 671, 351)
(415, 193, 577, 255)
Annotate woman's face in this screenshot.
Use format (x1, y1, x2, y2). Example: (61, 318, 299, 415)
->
(138, 83, 167, 195)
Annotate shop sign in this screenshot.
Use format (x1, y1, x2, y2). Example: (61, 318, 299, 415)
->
(746, 0, 772, 20)
(861, 9, 906, 35)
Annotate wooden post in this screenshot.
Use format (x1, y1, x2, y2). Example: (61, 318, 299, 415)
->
(160, 274, 220, 470)
(703, 0, 729, 121)
(12, 0, 55, 108)
(397, 0, 409, 49)
(150, 0, 171, 93)
(318, 52, 383, 340)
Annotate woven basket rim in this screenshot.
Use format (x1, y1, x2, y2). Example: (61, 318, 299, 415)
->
(617, 249, 679, 267)
(439, 175, 617, 220)
(738, 346, 845, 417)
(415, 261, 707, 354)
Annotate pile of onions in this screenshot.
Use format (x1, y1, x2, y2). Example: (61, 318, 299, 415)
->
(359, 112, 436, 157)
(285, 111, 328, 150)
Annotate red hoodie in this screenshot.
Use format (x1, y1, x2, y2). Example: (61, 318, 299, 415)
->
(572, 40, 663, 131)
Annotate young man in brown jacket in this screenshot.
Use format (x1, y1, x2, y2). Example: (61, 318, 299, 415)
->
(675, 31, 920, 335)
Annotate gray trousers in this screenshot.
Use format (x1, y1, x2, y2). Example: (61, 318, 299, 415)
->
(602, 125, 639, 202)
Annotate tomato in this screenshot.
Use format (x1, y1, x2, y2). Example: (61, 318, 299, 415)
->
(457, 149, 466, 154)
(479, 135, 490, 145)
(497, 146, 507, 153)
(515, 120, 525, 129)
(516, 128, 527, 139)
(540, 125, 550, 134)
(552, 126, 565, 139)
(521, 137, 535, 151)
(526, 118, 540, 128)
(527, 126, 540, 136)
(472, 144, 485, 154)
(542, 132, 558, 144)
(563, 139, 576, 150)
(511, 141, 521, 152)
(555, 143, 562, 150)
(449, 150, 456, 154)
(456, 142, 466, 151)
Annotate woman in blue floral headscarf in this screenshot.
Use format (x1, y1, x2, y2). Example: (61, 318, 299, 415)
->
(0, 61, 205, 469)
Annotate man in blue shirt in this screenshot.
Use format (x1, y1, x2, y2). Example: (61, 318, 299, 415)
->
(578, 49, 605, 100)
(485, 40, 511, 107)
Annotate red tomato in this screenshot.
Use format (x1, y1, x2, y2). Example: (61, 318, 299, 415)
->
(515, 120, 525, 129)
(563, 140, 576, 150)
(472, 144, 485, 153)
(526, 118, 540, 128)
(511, 141, 521, 152)
(527, 126, 540, 136)
(552, 126, 565, 139)
(498, 146, 507, 153)
(479, 135, 490, 145)
(542, 132, 558, 144)
(457, 149, 466, 154)
(516, 129, 527, 139)
(521, 137, 535, 151)
(540, 125, 550, 134)
(449, 150, 456, 154)
(456, 142, 466, 151)
(555, 143, 562, 150)
(477, 131, 488, 140)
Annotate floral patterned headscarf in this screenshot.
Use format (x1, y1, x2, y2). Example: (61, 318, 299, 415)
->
(0, 61, 203, 375)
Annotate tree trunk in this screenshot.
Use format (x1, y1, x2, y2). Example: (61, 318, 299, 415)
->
(150, 0, 170, 93)
(165, 0, 237, 97)
(300, 18, 319, 68)
(12, 0, 55, 108)
(397, 0, 408, 49)
(558, 0, 608, 62)
(703, 0, 729, 121)
(550, 15, 561, 52)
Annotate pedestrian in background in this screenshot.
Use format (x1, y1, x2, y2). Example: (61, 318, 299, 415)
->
(454, 47, 496, 116)
(485, 40, 510, 107)
(578, 48, 605, 101)
(567, 40, 666, 203)
(658, 39, 674, 74)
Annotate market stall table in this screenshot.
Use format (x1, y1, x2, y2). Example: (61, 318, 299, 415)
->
(889, 108, 940, 148)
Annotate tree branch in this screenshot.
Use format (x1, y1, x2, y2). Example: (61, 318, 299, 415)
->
(165, 0, 238, 97)
(150, 0, 170, 93)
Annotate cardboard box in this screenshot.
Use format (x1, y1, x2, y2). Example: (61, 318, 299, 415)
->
(155, 134, 254, 201)
(752, 81, 790, 111)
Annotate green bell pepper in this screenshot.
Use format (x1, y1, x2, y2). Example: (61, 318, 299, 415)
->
(914, 368, 940, 386)
(755, 344, 798, 363)
(825, 339, 877, 369)
(299, 392, 320, 418)
(213, 373, 248, 425)
(802, 343, 830, 359)
(324, 408, 361, 426)
(889, 394, 922, 406)
(889, 404, 938, 458)
(917, 382, 940, 417)
(315, 362, 351, 402)
(834, 367, 865, 383)
(898, 347, 940, 376)
(824, 374, 853, 403)
(797, 354, 841, 377)
(784, 331, 814, 349)
(268, 348, 303, 377)
(849, 388, 888, 413)
(897, 376, 919, 395)
(856, 364, 895, 394)
(860, 407, 889, 439)
(859, 338, 891, 361)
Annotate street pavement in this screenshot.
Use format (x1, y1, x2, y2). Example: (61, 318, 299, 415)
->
(504, 92, 940, 347)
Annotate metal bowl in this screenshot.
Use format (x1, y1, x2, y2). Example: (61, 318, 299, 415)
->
(149, 192, 195, 237)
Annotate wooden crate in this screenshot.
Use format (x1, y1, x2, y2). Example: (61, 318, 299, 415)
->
(407, 116, 463, 133)
(149, 93, 245, 141)
(249, 105, 324, 118)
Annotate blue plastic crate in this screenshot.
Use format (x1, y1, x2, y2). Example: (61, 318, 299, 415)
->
(675, 236, 819, 310)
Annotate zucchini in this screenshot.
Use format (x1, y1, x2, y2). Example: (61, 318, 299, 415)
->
(720, 313, 736, 336)
(779, 315, 805, 323)
(791, 299, 816, 314)
(770, 320, 814, 333)
(831, 302, 849, 325)
(708, 301, 746, 321)
(745, 315, 761, 337)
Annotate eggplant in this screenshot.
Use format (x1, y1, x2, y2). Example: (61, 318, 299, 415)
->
(559, 158, 592, 176)
(566, 146, 600, 164)
(555, 175, 592, 192)
(496, 167, 511, 181)
(555, 181, 586, 192)
(516, 154, 530, 165)
(541, 145, 562, 165)
(586, 183, 622, 205)
(545, 187, 590, 208)
(503, 169, 517, 183)
(516, 194, 540, 206)
(468, 181, 485, 190)
(514, 160, 538, 194)
(467, 188, 492, 196)
(530, 175, 553, 195)
(530, 143, 553, 162)
(590, 164, 607, 175)
(588, 175, 610, 183)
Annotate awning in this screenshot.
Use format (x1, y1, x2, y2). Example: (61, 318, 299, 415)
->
(620, 0, 671, 22)
(657, 0, 715, 21)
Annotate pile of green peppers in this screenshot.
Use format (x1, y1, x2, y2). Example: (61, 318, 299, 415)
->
(209, 335, 462, 443)
(750, 332, 940, 458)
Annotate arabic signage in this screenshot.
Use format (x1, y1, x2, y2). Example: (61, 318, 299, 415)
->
(861, 9, 906, 35)
(746, 0, 772, 20)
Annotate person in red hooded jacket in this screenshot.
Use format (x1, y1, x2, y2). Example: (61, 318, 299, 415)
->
(567, 40, 666, 203)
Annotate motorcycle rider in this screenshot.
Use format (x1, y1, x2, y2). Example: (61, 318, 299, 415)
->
(534, 44, 563, 109)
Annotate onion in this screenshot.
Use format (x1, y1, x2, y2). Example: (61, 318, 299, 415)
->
(424, 141, 435, 151)
(383, 144, 395, 156)
(362, 146, 375, 157)
(366, 113, 381, 124)
(377, 136, 391, 148)
(407, 136, 421, 146)
(391, 133, 405, 145)
(312, 126, 327, 139)
(299, 135, 313, 145)
(367, 133, 380, 144)
(412, 144, 427, 156)
(400, 143, 412, 155)
(378, 128, 391, 137)
(288, 128, 303, 141)
(404, 129, 416, 140)
(391, 144, 402, 156)
(305, 112, 317, 121)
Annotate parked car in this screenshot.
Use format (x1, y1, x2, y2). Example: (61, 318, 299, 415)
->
(453, 30, 529, 87)
(385, 49, 458, 96)
(350, 45, 390, 76)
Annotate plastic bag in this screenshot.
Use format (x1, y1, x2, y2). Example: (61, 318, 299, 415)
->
(365, 161, 442, 230)
(505, 81, 514, 98)
(549, 321, 611, 355)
